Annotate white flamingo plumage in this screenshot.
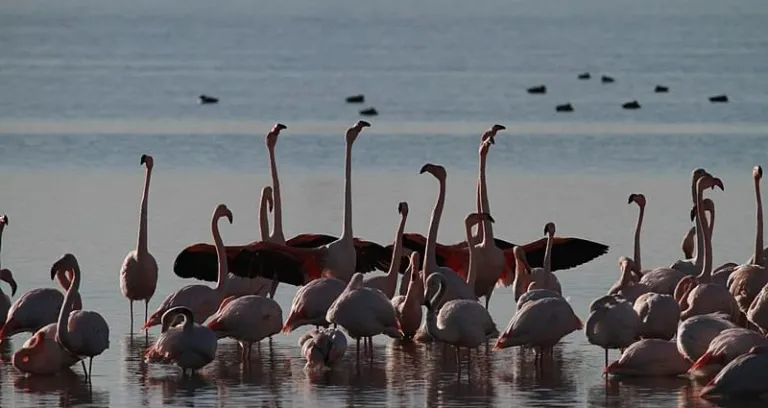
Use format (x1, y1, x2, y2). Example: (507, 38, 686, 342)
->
(143, 204, 233, 330)
(119, 154, 159, 333)
(391, 253, 424, 340)
(676, 312, 737, 362)
(688, 327, 768, 375)
(700, 345, 768, 399)
(585, 294, 640, 368)
(206, 294, 283, 362)
(633, 292, 680, 340)
(747, 284, 768, 333)
(11, 322, 80, 375)
(364, 202, 409, 299)
(607, 256, 649, 304)
(52, 253, 110, 381)
(144, 306, 218, 376)
(604, 339, 691, 377)
(299, 327, 347, 371)
(0, 215, 17, 327)
(282, 277, 346, 332)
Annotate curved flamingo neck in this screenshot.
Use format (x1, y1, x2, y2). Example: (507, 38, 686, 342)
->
(425, 276, 448, 339)
(212, 215, 228, 292)
(478, 151, 493, 242)
(692, 178, 704, 270)
(268, 145, 285, 243)
(424, 176, 446, 272)
(512, 254, 530, 301)
(259, 188, 271, 241)
(56, 270, 73, 291)
(137, 164, 152, 255)
(465, 219, 479, 286)
(695, 180, 712, 281)
(755, 177, 764, 266)
(543, 231, 554, 274)
(55, 259, 81, 355)
(182, 310, 194, 331)
(633, 205, 644, 271)
(341, 141, 353, 241)
(475, 179, 483, 240)
(387, 212, 408, 281)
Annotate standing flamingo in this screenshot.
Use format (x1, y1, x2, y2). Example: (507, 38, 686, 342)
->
(52, 253, 110, 381)
(299, 327, 347, 371)
(144, 306, 217, 376)
(607, 257, 649, 304)
(633, 292, 680, 340)
(143, 204, 233, 329)
(325, 273, 402, 362)
(0, 215, 18, 326)
(728, 166, 768, 321)
(364, 202, 409, 298)
(585, 294, 640, 368)
(423, 272, 498, 374)
(671, 168, 713, 276)
(391, 253, 424, 339)
(525, 222, 562, 295)
(281, 277, 346, 333)
(700, 346, 768, 400)
(688, 327, 768, 375)
(604, 339, 691, 377)
(119, 154, 158, 333)
(206, 294, 283, 362)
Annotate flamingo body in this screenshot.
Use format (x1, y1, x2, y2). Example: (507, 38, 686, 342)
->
(282, 277, 346, 332)
(605, 339, 690, 376)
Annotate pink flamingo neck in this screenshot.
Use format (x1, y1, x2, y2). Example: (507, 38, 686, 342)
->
(543, 230, 554, 274)
(478, 148, 494, 243)
(465, 216, 479, 286)
(341, 140, 353, 241)
(267, 144, 285, 243)
(259, 187, 272, 241)
(387, 209, 408, 281)
(694, 178, 712, 282)
(754, 174, 764, 266)
(55, 257, 81, 354)
(212, 213, 228, 292)
(137, 162, 152, 255)
(424, 175, 446, 272)
(632, 203, 644, 271)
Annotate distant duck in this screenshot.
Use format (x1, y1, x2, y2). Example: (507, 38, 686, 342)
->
(709, 94, 728, 103)
(527, 85, 547, 94)
(359, 107, 378, 116)
(346, 94, 365, 103)
(601, 75, 615, 84)
(622, 100, 641, 110)
(578, 72, 591, 80)
(199, 95, 219, 105)
(655, 85, 669, 93)
(556, 103, 574, 112)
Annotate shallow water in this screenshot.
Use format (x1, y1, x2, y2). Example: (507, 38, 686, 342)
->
(2, 0, 768, 407)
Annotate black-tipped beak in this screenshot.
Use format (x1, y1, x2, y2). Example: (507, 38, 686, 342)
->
(714, 178, 724, 191)
(481, 213, 495, 223)
(419, 164, 429, 174)
(276, 123, 287, 130)
(494, 124, 506, 131)
(50, 262, 59, 281)
(225, 212, 233, 224)
(758, 166, 764, 178)
(140, 154, 148, 165)
(10, 279, 17, 296)
(627, 194, 635, 204)
(358, 120, 371, 128)
(690, 206, 697, 222)
(398, 202, 407, 214)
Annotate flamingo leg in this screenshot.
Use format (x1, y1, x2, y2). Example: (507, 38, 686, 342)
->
(356, 338, 361, 364)
(81, 360, 88, 379)
(129, 301, 134, 333)
(456, 347, 461, 377)
(604, 348, 608, 368)
(89, 358, 94, 382)
(144, 300, 149, 329)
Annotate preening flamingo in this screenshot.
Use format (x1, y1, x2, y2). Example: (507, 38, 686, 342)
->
(391, 253, 424, 339)
(423, 272, 498, 373)
(747, 283, 768, 333)
(700, 345, 768, 400)
(281, 276, 346, 333)
(727, 166, 768, 320)
(688, 327, 768, 375)
(364, 202, 409, 298)
(11, 322, 80, 375)
(144, 306, 217, 376)
(494, 294, 582, 361)
(633, 292, 680, 340)
(52, 253, 110, 381)
(676, 312, 736, 362)
(607, 257, 648, 304)
(585, 294, 640, 368)
(143, 204, 233, 330)
(206, 294, 283, 362)
(604, 339, 691, 377)
(0, 268, 82, 343)
(670, 168, 713, 276)
(326, 273, 402, 361)
(120, 154, 158, 333)
(299, 327, 347, 371)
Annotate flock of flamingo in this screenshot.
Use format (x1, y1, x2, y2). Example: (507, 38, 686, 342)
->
(1, 121, 767, 402)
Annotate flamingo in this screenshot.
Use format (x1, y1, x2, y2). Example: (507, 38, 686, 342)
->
(391, 253, 424, 339)
(676, 312, 737, 362)
(674, 176, 738, 322)
(364, 202, 409, 298)
(119, 154, 158, 333)
(0, 215, 18, 326)
(585, 294, 640, 368)
(143, 204, 233, 330)
(511, 246, 535, 302)
(700, 345, 768, 400)
(494, 294, 582, 362)
(526, 222, 562, 295)
(325, 273, 401, 361)
(52, 253, 110, 381)
(607, 256, 649, 304)
(747, 284, 768, 333)
(689, 327, 768, 375)
(299, 327, 347, 371)
(604, 339, 691, 377)
(728, 166, 768, 321)
(11, 322, 81, 375)
(632, 292, 680, 340)
(281, 277, 346, 333)
(423, 272, 498, 373)
(397, 248, 419, 297)
(681, 226, 695, 260)
(144, 306, 217, 376)
(0, 269, 82, 343)
(690, 199, 740, 286)
(670, 168, 713, 276)
(205, 294, 283, 362)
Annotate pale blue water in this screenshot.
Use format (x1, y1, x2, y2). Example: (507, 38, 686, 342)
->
(1, 0, 768, 407)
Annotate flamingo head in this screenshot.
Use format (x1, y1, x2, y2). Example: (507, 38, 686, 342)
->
(140, 154, 154, 169)
(397, 201, 409, 217)
(0, 214, 8, 229)
(754, 165, 763, 181)
(512, 246, 529, 273)
(627, 193, 646, 208)
(12, 332, 58, 375)
(265, 123, 286, 148)
(481, 124, 506, 144)
(691, 168, 710, 184)
(465, 213, 495, 229)
(543, 222, 556, 236)
(214, 204, 233, 224)
(261, 186, 274, 212)
(0, 269, 17, 296)
(419, 163, 446, 180)
(50, 253, 77, 281)
(345, 120, 371, 144)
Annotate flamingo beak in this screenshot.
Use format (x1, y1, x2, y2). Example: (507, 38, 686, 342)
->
(480, 213, 495, 223)
(276, 123, 287, 131)
(140, 154, 147, 165)
(225, 211, 233, 224)
(50, 262, 60, 281)
(690, 205, 697, 221)
(627, 194, 635, 204)
(713, 178, 724, 191)
(357, 120, 371, 128)
(419, 164, 430, 174)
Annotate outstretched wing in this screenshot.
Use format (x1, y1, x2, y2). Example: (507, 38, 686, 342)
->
(520, 237, 609, 271)
(286, 233, 338, 248)
(173, 243, 252, 282)
(352, 238, 391, 273)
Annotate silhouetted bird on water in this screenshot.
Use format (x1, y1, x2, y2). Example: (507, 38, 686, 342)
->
(199, 95, 219, 105)
(601, 75, 615, 83)
(655, 85, 669, 93)
(359, 107, 378, 116)
(527, 85, 547, 94)
(346, 94, 365, 103)
(622, 100, 641, 110)
(578, 72, 591, 80)
(556, 103, 574, 112)
(709, 94, 728, 103)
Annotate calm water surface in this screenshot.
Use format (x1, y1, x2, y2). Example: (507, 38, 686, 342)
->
(2, 0, 768, 407)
